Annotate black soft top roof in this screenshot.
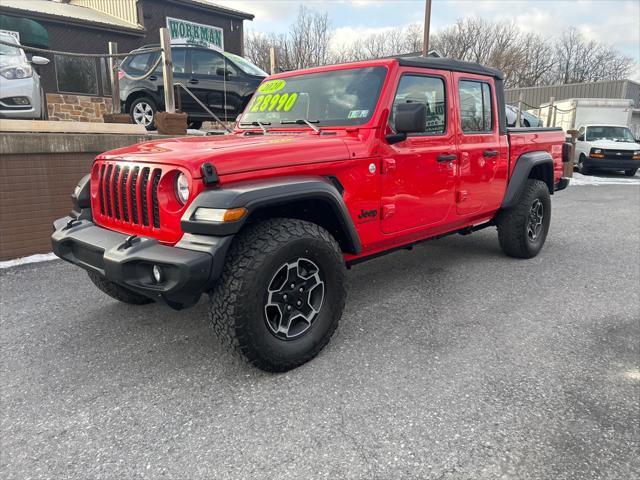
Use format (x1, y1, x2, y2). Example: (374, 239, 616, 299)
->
(396, 56, 504, 80)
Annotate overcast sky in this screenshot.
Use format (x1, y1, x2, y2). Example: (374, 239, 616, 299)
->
(215, 0, 640, 80)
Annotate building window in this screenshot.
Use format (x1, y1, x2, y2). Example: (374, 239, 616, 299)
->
(459, 80, 493, 133)
(55, 55, 98, 95)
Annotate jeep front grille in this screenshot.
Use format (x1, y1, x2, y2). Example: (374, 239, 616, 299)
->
(96, 162, 162, 229)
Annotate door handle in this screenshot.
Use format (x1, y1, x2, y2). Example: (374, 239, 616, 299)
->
(148, 75, 157, 81)
(188, 78, 199, 85)
(483, 150, 499, 157)
(437, 153, 457, 162)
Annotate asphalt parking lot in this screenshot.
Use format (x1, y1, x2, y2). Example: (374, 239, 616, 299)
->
(1, 182, 639, 480)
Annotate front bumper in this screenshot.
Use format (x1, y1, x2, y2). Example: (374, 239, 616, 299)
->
(585, 157, 639, 171)
(0, 76, 39, 119)
(52, 216, 232, 308)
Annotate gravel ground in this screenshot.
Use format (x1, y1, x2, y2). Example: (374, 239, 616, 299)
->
(1, 184, 639, 480)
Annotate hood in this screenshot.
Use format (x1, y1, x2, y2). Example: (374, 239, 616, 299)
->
(97, 132, 352, 178)
(589, 139, 640, 150)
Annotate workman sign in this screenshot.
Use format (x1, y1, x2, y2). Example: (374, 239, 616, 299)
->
(166, 17, 224, 51)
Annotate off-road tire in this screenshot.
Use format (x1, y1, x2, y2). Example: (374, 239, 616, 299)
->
(87, 271, 154, 305)
(497, 179, 551, 259)
(624, 168, 637, 177)
(209, 218, 346, 372)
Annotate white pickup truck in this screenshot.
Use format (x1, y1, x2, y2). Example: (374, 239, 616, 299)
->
(574, 124, 640, 176)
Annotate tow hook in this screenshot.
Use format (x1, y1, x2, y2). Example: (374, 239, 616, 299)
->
(121, 235, 140, 250)
(64, 218, 82, 230)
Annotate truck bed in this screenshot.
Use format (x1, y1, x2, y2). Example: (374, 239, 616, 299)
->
(507, 127, 566, 184)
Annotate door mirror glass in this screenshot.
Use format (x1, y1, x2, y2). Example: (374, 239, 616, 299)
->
(395, 102, 427, 134)
(386, 103, 427, 144)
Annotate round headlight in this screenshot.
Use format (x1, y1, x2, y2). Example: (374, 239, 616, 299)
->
(175, 172, 190, 204)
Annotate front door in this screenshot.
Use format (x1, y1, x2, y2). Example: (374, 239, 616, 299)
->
(380, 71, 457, 234)
(454, 75, 505, 216)
(187, 49, 242, 121)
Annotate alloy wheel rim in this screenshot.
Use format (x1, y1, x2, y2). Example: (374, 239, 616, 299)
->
(527, 198, 544, 241)
(264, 258, 325, 340)
(133, 102, 154, 126)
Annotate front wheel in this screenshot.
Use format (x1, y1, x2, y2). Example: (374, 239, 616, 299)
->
(577, 155, 590, 175)
(496, 179, 551, 259)
(624, 169, 637, 177)
(209, 218, 346, 372)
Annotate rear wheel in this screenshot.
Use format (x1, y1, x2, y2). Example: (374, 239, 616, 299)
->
(87, 271, 153, 305)
(496, 179, 551, 259)
(209, 218, 346, 372)
(624, 168, 637, 177)
(130, 96, 157, 130)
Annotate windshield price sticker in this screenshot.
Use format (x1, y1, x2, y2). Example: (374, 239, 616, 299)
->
(257, 79, 287, 94)
(250, 92, 299, 113)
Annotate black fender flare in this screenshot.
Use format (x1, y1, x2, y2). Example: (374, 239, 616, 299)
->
(501, 151, 554, 209)
(181, 176, 361, 254)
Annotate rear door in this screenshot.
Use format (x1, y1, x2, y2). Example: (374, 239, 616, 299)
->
(380, 69, 457, 234)
(453, 75, 507, 215)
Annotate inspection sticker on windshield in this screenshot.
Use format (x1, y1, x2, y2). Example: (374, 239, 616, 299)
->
(348, 110, 369, 119)
(257, 79, 286, 94)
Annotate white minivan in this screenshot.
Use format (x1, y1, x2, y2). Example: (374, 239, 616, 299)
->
(574, 124, 640, 177)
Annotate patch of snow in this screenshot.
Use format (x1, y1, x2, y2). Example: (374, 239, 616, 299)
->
(0, 253, 59, 270)
(570, 172, 640, 186)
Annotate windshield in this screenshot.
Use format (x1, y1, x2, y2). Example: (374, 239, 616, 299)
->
(222, 51, 267, 77)
(0, 35, 21, 56)
(586, 126, 635, 142)
(240, 66, 387, 128)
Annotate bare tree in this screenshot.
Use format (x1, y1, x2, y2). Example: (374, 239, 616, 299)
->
(245, 9, 634, 88)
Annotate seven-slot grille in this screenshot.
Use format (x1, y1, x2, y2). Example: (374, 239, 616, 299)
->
(97, 162, 162, 228)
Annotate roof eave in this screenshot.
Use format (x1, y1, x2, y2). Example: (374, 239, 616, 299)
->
(0, 6, 146, 36)
(164, 0, 254, 20)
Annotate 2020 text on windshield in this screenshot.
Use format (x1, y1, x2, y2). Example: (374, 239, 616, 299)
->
(239, 66, 387, 128)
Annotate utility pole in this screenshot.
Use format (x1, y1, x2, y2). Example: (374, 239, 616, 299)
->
(422, 0, 432, 56)
(108, 42, 120, 114)
(269, 46, 277, 75)
(159, 27, 175, 114)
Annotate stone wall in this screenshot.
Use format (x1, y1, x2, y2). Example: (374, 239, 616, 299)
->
(46, 94, 113, 123)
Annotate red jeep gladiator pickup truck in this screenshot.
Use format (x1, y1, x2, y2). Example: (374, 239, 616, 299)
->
(52, 56, 569, 371)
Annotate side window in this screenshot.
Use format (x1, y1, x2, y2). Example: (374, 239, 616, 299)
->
(154, 49, 186, 74)
(577, 127, 585, 141)
(390, 75, 446, 135)
(123, 52, 152, 75)
(459, 80, 493, 133)
(191, 49, 224, 76)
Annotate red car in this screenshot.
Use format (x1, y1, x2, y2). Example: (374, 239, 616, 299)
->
(52, 56, 570, 371)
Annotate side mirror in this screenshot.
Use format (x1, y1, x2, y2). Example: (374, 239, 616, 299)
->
(31, 56, 50, 66)
(216, 67, 232, 77)
(386, 102, 426, 145)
